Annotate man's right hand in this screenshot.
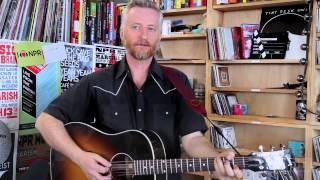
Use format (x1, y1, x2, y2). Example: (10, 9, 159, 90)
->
(76, 151, 112, 180)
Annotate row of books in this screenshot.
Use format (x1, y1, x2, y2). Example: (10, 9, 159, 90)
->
(213, 0, 255, 5)
(313, 135, 320, 162)
(0, 0, 123, 45)
(317, 8, 320, 33)
(159, 0, 206, 10)
(206, 25, 259, 61)
(317, 40, 320, 65)
(313, 167, 320, 180)
(209, 124, 237, 149)
(211, 92, 238, 115)
(211, 65, 230, 87)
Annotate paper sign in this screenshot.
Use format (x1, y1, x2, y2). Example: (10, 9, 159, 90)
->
(42, 43, 67, 64)
(14, 42, 44, 67)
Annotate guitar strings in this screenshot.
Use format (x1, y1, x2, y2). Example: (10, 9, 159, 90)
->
(109, 158, 250, 176)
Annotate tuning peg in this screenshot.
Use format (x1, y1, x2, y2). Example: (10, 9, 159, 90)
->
(280, 144, 286, 150)
(303, 14, 312, 21)
(302, 29, 310, 35)
(258, 145, 264, 152)
(297, 75, 305, 82)
(300, 43, 308, 51)
(270, 145, 275, 151)
(296, 90, 304, 98)
(299, 58, 307, 65)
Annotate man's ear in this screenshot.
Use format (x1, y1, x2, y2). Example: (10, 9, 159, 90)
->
(120, 28, 124, 40)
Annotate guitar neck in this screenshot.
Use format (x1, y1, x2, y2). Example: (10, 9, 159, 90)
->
(127, 157, 247, 176)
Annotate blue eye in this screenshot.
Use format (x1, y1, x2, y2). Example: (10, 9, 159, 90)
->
(131, 25, 141, 31)
(147, 27, 156, 32)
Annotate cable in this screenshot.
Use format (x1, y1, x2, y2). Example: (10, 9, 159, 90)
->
(203, 116, 241, 156)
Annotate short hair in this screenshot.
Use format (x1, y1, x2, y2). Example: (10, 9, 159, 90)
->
(121, 0, 163, 28)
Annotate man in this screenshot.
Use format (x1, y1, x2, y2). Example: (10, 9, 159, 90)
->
(35, 0, 242, 179)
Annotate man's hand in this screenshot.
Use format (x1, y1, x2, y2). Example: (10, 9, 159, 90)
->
(211, 150, 242, 179)
(76, 151, 112, 180)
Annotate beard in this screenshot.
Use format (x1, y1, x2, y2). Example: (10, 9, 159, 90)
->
(124, 39, 158, 60)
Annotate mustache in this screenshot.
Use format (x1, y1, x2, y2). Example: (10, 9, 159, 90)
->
(134, 40, 151, 46)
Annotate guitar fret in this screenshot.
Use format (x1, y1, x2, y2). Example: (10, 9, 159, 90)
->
(206, 158, 209, 172)
(192, 159, 195, 172)
(152, 159, 154, 174)
(156, 160, 159, 174)
(165, 159, 168, 174)
(147, 160, 150, 175)
(180, 159, 183, 173)
(199, 158, 202, 171)
(134, 161, 137, 175)
(170, 159, 172, 174)
(186, 159, 189, 172)
(242, 157, 245, 169)
(142, 160, 145, 175)
(175, 159, 178, 173)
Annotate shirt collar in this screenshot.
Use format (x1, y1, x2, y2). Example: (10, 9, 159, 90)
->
(115, 56, 164, 80)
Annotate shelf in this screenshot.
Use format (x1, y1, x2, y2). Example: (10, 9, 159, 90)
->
(295, 158, 305, 164)
(161, 33, 206, 40)
(211, 87, 300, 94)
(316, 65, 320, 69)
(313, 162, 320, 167)
(162, 6, 206, 16)
(157, 59, 206, 64)
(211, 59, 301, 64)
(212, 0, 306, 12)
(208, 114, 307, 128)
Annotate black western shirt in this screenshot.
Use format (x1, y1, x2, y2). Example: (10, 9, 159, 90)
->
(44, 58, 208, 177)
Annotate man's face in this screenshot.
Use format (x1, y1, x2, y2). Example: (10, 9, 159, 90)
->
(122, 7, 161, 60)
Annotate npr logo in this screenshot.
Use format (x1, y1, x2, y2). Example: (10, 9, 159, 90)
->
(16, 50, 42, 58)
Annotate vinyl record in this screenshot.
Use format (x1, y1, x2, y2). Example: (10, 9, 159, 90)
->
(0, 120, 12, 164)
(260, 14, 307, 34)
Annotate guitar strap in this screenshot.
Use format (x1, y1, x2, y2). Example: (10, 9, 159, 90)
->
(160, 66, 207, 116)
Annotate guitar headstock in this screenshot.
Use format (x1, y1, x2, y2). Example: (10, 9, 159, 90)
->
(245, 148, 293, 171)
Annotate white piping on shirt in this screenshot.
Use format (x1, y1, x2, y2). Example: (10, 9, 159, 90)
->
(151, 74, 176, 95)
(92, 73, 128, 96)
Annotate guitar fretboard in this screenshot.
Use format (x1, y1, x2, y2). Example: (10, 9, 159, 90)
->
(130, 157, 248, 175)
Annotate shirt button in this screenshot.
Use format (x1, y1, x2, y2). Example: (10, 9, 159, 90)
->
(165, 111, 169, 115)
(138, 108, 142, 112)
(139, 90, 143, 93)
(114, 112, 118, 116)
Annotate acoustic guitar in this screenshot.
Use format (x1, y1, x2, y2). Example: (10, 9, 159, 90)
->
(50, 122, 293, 180)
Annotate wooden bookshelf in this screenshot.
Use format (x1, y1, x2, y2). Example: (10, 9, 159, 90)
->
(208, 114, 307, 128)
(206, 0, 316, 173)
(162, 6, 206, 16)
(316, 65, 320, 69)
(161, 33, 206, 40)
(211, 87, 302, 94)
(212, 0, 306, 11)
(211, 59, 301, 64)
(157, 59, 206, 64)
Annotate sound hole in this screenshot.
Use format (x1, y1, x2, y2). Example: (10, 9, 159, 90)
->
(111, 153, 134, 180)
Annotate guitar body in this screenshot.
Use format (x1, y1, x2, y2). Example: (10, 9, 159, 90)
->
(50, 122, 167, 180)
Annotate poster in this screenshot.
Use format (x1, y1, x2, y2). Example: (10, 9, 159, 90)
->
(95, 44, 126, 69)
(19, 63, 61, 131)
(61, 43, 95, 92)
(0, 121, 18, 180)
(0, 40, 19, 131)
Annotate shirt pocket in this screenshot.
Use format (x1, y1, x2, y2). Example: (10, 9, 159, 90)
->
(152, 104, 176, 128)
(103, 103, 132, 131)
